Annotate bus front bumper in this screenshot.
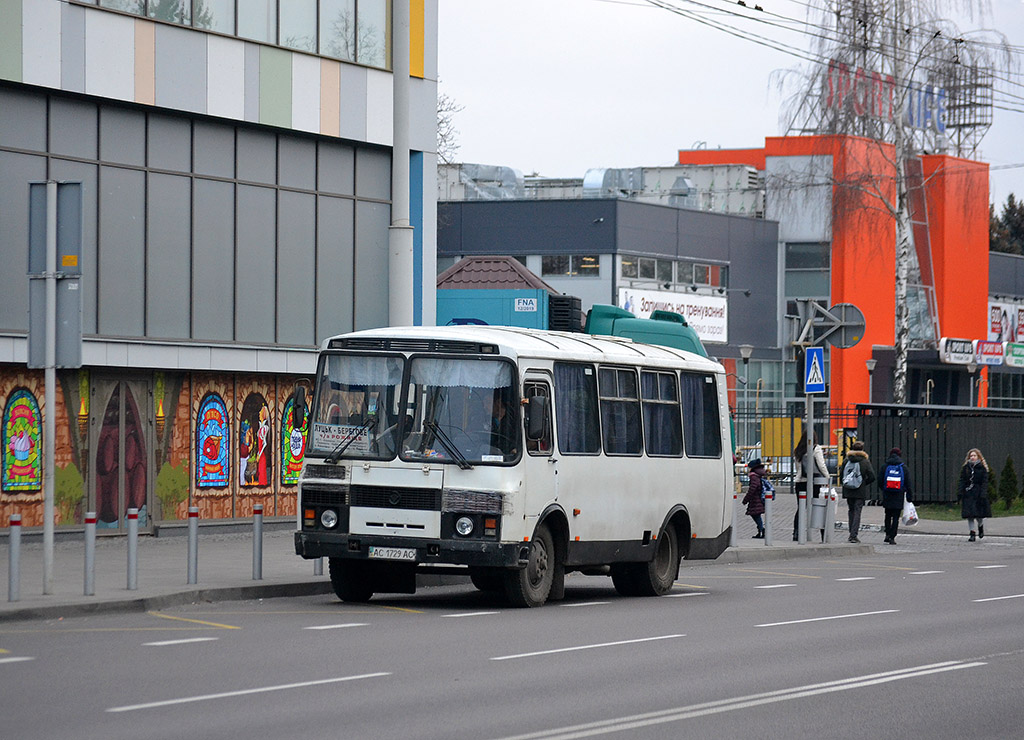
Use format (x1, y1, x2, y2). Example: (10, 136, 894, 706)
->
(294, 531, 527, 568)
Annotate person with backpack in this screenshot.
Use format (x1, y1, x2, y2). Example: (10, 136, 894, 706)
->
(840, 441, 875, 543)
(877, 447, 913, 544)
(957, 448, 991, 542)
(742, 458, 768, 539)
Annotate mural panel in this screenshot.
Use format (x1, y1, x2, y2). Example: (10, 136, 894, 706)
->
(239, 392, 272, 487)
(196, 392, 230, 488)
(2, 389, 43, 493)
(281, 393, 308, 486)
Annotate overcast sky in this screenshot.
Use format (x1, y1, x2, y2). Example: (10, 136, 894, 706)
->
(437, 0, 1024, 208)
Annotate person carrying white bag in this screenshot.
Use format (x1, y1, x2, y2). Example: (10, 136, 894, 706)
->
(877, 447, 913, 544)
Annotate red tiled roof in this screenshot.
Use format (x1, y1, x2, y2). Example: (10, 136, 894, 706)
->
(436, 256, 559, 293)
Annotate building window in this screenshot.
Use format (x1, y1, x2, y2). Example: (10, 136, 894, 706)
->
(785, 241, 830, 298)
(91, 0, 392, 70)
(621, 256, 637, 278)
(542, 255, 599, 277)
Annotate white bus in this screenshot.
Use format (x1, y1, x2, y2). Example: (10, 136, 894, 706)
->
(293, 325, 732, 607)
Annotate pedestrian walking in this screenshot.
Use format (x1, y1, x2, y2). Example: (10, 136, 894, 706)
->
(877, 447, 913, 544)
(958, 448, 991, 542)
(792, 431, 829, 541)
(742, 458, 767, 539)
(840, 441, 875, 542)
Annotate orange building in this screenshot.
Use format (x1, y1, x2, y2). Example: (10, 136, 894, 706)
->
(679, 135, 989, 412)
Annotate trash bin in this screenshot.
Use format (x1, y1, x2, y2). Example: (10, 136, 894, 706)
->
(810, 496, 828, 530)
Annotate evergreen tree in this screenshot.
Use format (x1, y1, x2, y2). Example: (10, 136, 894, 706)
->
(998, 456, 1017, 510)
(991, 194, 1024, 254)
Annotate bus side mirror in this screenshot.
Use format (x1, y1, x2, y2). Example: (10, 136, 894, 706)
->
(525, 395, 548, 441)
(292, 387, 306, 428)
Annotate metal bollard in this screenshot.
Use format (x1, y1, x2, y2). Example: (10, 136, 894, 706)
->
(187, 507, 199, 585)
(252, 504, 263, 580)
(8, 514, 21, 602)
(764, 489, 774, 547)
(314, 557, 323, 576)
(127, 508, 138, 590)
(729, 490, 738, 548)
(824, 486, 836, 544)
(797, 491, 807, 545)
(84, 512, 96, 596)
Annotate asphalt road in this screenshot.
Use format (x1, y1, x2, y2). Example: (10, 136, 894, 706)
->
(2, 536, 1022, 740)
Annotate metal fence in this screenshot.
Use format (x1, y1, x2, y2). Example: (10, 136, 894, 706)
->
(733, 403, 1024, 503)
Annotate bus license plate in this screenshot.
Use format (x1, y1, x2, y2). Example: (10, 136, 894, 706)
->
(368, 546, 417, 561)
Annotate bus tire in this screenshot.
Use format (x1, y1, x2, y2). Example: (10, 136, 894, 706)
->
(329, 558, 374, 603)
(610, 564, 642, 597)
(637, 524, 679, 596)
(504, 524, 555, 607)
(469, 567, 504, 592)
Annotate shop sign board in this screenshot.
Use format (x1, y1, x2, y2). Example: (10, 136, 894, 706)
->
(974, 339, 1004, 365)
(938, 337, 974, 365)
(1004, 342, 1024, 369)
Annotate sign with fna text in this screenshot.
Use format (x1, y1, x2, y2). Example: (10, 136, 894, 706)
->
(514, 298, 537, 312)
(618, 288, 728, 344)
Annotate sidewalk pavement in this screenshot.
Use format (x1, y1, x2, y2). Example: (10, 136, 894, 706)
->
(3, 499, 1023, 622)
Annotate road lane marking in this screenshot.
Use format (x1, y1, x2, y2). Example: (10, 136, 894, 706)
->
(909, 571, 944, 575)
(755, 584, 795, 589)
(975, 565, 1007, 569)
(147, 612, 241, 630)
(757, 609, 899, 627)
(665, 592, 708, 598)
(490, 660, 985, 740)
(106, 672, 391, 713)
(144, 637, 220, 647)
(491, 635, 684, 662)
(836, 577, 875, 581)
(737, 569, 820, 579)
(562, 602, 610, 608)
(303, 623, 369, 630)
(973, 593, 1024, 603)
(0, 656, 35, 664)
(441, 612, 499, 618)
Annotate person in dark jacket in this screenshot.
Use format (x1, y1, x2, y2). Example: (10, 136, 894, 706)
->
(840, 441, 876, 543)
(877, 447, 912, 544)
(742, 458, 767, 538)
(958, 448, 991, 542)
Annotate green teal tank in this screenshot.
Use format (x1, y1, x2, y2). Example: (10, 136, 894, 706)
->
(583, 304, 708, 358)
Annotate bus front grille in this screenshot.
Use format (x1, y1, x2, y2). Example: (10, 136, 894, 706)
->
(350, 485, 441, 511)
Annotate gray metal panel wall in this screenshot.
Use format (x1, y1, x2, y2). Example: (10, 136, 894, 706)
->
(146, 173, 192, 338)
(192, 179, 235, 341)
(354, 201, 389, 330)
(98, 166, 146, 336)
(316, 195, 355, 341)
(989, 252, 1024, 298)
(155, 24, 208, 113)
(50, 159, 98, 334)
(100, 107, 146, 167)
(277, 190, 316, 345)
(235, 184, 277, 343)
(0, 152, 45, 331)
(148, 114, 191, 172)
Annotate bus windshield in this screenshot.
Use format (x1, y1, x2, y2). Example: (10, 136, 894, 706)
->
(309, 354, 405, 460)
(399, 357, 519, 465)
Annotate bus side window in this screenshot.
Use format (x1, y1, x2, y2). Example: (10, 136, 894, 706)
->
(523, 381, 552, 455)
(598, 366, 642, 456)
(553, 362, 601, 454)
(681, 372, 722, 458)
(641, 370, 682, 457)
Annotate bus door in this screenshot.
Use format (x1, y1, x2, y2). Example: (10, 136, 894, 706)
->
(521, 376, 557, 516)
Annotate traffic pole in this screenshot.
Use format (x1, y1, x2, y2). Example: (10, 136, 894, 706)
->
(84, 512, 96, 596)
(126, 508, 138, 590)
(7, 514, 21, 602)
(252, 504, 263, 580)
(187, 507, 199, 585)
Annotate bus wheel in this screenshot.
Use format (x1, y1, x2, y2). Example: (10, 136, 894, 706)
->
(469, 567, 504, 592)
(504, 525, 555, 607)
(329, 558, 374, 603)
(638, 525, 679, 596)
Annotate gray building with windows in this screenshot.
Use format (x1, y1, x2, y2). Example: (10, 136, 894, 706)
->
(0, 0, 439, 531)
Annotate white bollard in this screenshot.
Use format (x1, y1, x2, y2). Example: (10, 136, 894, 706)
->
(252, 504, 263, 580)
(8, 514, 21, 602)
(84, 512, 96, 596)
(314, 557, 323, 576)
(126, 508, 138, 590)
(797, 490, 807, 545)
(729, 490, 738, 548)
(187, 507, 199, 585)
(764, 488, 774, 547)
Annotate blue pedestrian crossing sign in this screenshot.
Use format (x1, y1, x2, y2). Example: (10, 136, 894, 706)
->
(804, 346, 826, 394)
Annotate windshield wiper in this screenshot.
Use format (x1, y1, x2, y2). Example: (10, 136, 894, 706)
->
(423, 421, 473, 470)
(324, 417, 377, 464)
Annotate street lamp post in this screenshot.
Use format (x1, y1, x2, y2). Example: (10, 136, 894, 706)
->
(866, 358, 877, 402)
(967, 361, 978, 407)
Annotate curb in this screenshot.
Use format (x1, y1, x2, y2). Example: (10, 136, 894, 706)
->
(701, 543, 875, 565)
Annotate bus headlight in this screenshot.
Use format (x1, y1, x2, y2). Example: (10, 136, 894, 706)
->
(320, 509, 339, 529)
(455, 516, 474, 536)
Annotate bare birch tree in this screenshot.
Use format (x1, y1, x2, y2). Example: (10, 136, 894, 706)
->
(777, 0, 1012, 403)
